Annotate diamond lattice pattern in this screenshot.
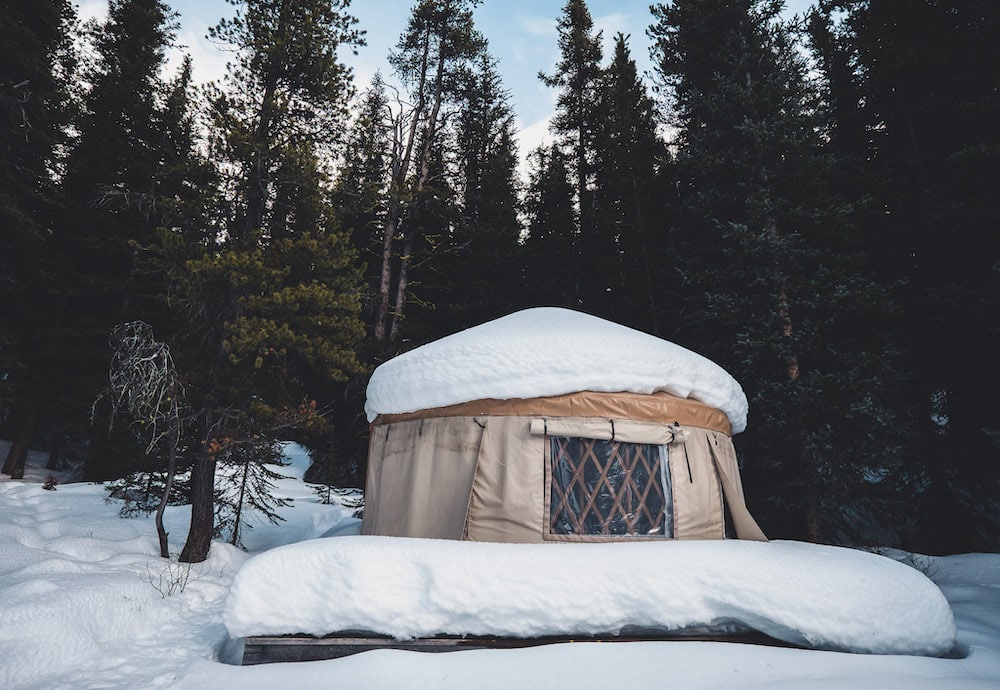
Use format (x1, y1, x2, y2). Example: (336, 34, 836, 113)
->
(549, 437, 668, 537)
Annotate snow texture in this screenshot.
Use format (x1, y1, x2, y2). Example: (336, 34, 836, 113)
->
(0, 443, 358, 689)
(3, 443, 1000, 689)
(365, 307, 750, 433)
(224, 535, 955, 656)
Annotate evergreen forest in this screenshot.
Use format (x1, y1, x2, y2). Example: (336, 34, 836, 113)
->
(2, 0, 998, 561)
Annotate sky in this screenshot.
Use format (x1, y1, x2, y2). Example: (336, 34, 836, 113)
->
(75, 0, 817, 167)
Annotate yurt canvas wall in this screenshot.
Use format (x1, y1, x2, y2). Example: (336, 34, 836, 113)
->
(362, 397, 766, 543)
(361, 308, 766, 544)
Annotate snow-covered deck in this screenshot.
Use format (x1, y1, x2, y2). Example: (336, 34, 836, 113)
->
(224, 535, 957, 659)
(240, 628, 792, 664)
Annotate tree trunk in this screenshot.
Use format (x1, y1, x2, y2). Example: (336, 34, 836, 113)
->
(388, 231, 416, 343)
(375, 32, 431, 341)
(46, 434, 69, 472)
(179, 448, 215, 563)
(82, 426, 111, 482)
(238, 0, 291, 246)
(230, 454, 251, 546)
(387, 50, 447, 343)
(3, 428, 30, 479)
(780, 287, 816, 541)
(779, 289, 800, 381)
(180, 420, 217, 563)
(155, 425, 179, 559)
(2, 386, 41, 479)
(375, 207, 400, 341)
(805, 503, 822, 543)
(630, 175, 658, 335)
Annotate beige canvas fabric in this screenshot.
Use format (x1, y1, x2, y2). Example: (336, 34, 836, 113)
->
(465, 417, 546, 542)
(664, 429, 726, 540)
(372, 390, 733, 436)
(706, 430, 768, 541)
(361, 393, 766, 544)
(527, 417, 685, 445)
(361, 417, 483, 539)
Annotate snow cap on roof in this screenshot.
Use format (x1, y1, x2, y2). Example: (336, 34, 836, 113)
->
(365, 307, 749, 433)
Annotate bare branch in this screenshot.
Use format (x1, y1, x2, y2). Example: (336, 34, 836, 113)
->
(106, 321, 185, 455)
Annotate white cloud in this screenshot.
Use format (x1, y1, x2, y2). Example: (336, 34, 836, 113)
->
(514, 112, 555, 181)
(593, 11, 655, 78)
(517, 15, 557, 37)
(75, 0, 106, 23)
(168, 22, 230, 86)
(74, 1, 229, 87)
(594, 11, 630, 42)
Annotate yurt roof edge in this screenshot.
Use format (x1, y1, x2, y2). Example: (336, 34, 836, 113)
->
(366, 307, 749, 433)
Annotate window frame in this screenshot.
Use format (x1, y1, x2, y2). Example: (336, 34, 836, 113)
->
(543, 434, 674, 541)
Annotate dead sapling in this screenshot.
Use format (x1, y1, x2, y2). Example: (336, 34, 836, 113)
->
(98, 321, 186, 558)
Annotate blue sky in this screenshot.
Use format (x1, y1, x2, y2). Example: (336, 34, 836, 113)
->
(76, 0, 816, 162)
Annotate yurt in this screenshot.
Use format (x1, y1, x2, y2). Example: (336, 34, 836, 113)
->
(362, 307, 766, 543)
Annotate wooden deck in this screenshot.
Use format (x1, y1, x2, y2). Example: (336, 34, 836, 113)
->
(241, 629, 790, 664)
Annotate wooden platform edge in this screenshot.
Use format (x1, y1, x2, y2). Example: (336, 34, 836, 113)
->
(240, 629, 791, 665)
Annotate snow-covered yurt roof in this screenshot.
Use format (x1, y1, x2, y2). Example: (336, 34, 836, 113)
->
(365, 307, 749, 433)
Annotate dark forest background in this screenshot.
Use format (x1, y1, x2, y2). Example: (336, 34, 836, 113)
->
(2, 0, 998, 560)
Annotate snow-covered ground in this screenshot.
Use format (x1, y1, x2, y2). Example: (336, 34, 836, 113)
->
(2, 444, 999, 689)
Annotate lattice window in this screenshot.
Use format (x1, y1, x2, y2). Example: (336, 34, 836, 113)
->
(548, 437, 672, 538)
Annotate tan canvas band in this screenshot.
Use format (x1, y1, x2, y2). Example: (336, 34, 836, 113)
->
(371, 390, 733, 436)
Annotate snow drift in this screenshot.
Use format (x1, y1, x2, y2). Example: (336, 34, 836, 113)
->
(364, 307, 749, 433)
(5, 444, 1000, 688)
(224, 536, 956, 656)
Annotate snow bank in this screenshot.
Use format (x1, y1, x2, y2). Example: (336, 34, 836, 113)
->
(0, 443, 360, 688)
(231, 443, 362, 551)
(224, 536, 956, 656)
(365, 308, 749, 433)
(4, 447, 1000, 688)
(0, 480, 246, 689)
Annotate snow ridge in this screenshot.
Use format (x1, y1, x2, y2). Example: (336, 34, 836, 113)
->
(224, 536, 956, 656)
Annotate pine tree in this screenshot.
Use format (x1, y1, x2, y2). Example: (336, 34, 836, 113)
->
(4, 0, 176, 480)
(213, 437, 290, 548)
(175, 0, 366, 563)
(539, 0, 604, 311)
(392, 133, 462, 346)
(425, 48, 523, 334)
(375, 0, 484, 347)
(0, 0, 77, 478)
(592, 33, 666, 331)
(819, 0, 1000, 551)
(153, 55, 218, 246)
(60, 0, 178, 318)
(324, 75, 397, 476)
(650, 0, 908, 544)
(333, 74, 392, 319)
(172, 220, 365, 562)
(522, 145, 579, 308)
(206, 0, 362, 248)
(68, 0, 182, 482)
